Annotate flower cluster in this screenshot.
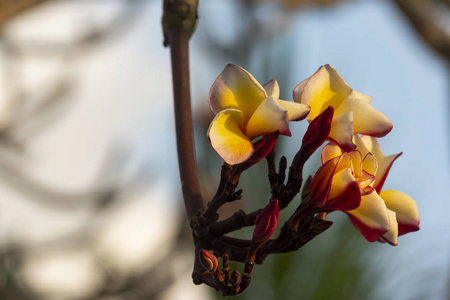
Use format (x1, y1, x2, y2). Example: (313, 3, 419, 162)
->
(207, 64, 419, 246)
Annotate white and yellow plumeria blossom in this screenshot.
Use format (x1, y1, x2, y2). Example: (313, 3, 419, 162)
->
(354, 135, 420, 244)
(321, 142, 391, 243)
(208, 64, 310, 165)
(293, 65, 393, 151)
(321, 135, 420, 245)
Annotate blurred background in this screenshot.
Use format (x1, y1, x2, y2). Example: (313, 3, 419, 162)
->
(0, 0, 448, 299)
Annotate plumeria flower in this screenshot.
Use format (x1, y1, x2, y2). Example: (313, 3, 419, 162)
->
(293, 65, 392, 151)
(313, 135, 419, 245)
(312, 147, 391, 242)
(208, 64, 310, 165)
(354, 135, 420, 244)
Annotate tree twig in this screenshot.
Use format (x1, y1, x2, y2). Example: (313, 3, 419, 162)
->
(393, 0, 450, 62)
(163, 0, 204, 218)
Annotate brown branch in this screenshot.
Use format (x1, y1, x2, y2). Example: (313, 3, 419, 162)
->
(442, 0, 450, 8)
(209, 209, 262, 237)
(163, 0, 204, 219)
(393, 0, 450, 62)
(0, 0, 48, 27)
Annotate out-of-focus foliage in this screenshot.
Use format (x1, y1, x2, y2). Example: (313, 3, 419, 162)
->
(0, 0, 48, 27)
(265, 0, 343, 8)
(0, 1, 200, 299)
(393, 0, 450, 62)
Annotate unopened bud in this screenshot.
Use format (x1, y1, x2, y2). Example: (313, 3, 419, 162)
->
(239, 273, 252, 294)
(224, 270, 241, 296)
(299, 106, 334, 161)
(252, 199, 279, 248)
(222, 253, 229, 271)
(238, 131, 279, 171)
(222, 253, 230, 280)
(199, 249, 218, 273)
(230, 270, 241, 288)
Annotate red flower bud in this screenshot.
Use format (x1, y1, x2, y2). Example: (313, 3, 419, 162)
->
(300, 106, 334, 159)
(199, 249, 218, 273)
(230, 270, 241, 286)
(238, 131, 279, 171)
(252, 199, 279, 247)
(230, 270, 242, 295)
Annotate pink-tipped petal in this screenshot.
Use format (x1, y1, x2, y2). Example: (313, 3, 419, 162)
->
(348, 150, 363, 178)
(263, 79, 280, 98)
(359, 170, 376, 193)
(353, 134, 371, 157)
(277, 100, 311, 121)
(328, 167, 355, 200)
(334, 152, 353, 173)
(321, 142, 342, 163)
(293, 77, 310, 103)
(348, 90, 372, 104)
(208, 64, 267, 122)
(207, 109, 254, 165)
(379, 209, 398, 246)
(358, 135, 402, 193)
(324, 181, 361, 211)
(245, 96, 291, 139)
(374, 152, 402, 193)
(300, 64, 352, 122)
(362, 153, 378, 176)
(379, 190, 420, 236)
(328, 111, 356, 151)
(346, 192, 390, 242)
(337, 97, 393, 138)
(358, 135, 382, 157)
(362, 185, 375, 195)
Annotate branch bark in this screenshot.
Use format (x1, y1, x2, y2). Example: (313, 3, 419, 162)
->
(0, 0, 48, 27)
(393, 0, 450, 62)
(163, 0, 204, 219)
